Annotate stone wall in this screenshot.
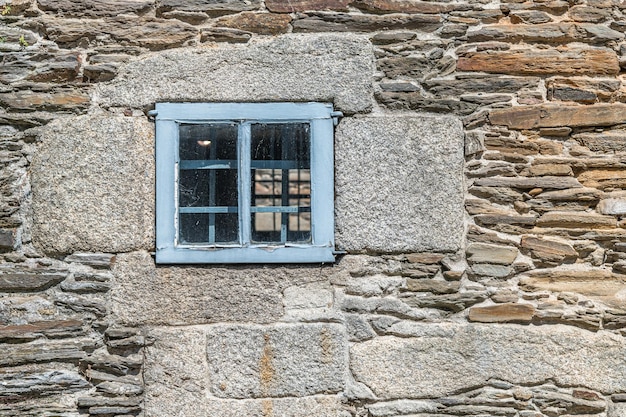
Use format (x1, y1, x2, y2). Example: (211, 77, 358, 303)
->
(2, 1, 626, 417)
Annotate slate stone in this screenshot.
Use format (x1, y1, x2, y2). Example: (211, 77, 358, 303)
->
(458, 48, 619, 77)
(598, 198, 626, 215)
(0, 370, 90, 398)
(403, 291, 488, 312)
(37, 0, 153, 17)
(509, 10, 552, 24)
(215, 12, 292, 35)
(536, 211, 617, 229)
(40, 16, 198, 50)
(0, 340, 92, 366)
(574, 130, 626, 152)
(54, 293, 107, 317)
(0, 271, 67, 292)
(377, 92, 477, 115)
(569, 5, 610, 23)
(468, 263, 514, 279)
(468, 303, 535, 323)
(474, 176, 582, 190)
(83, 64, 117, 82)
(0, 320, 83, 341)
(370, 31, 416, 44)
(32, 115, 154, 254)
(77, 396, 142, 408)
(0, 90, 90, 112)
(266, 0, 349, 12)
(0, 228, 15, 252)
(500, 1, 571, 15)
(350, 0, 470, 14)
(60, 280, 111, 293)
(405, 279, 460, 294)
(335, 115, 464, 253)
(520, 236, 578, 265)
(350, 323, 626, 399)
(466, 23, 623, 45)
(161, 10, 209, 24)
(96, 381, 143, 395)
(520, 269, 626, 308)
(64, 253, 116, 269)
(466, 242, 519, 265)
(157, 0, 261, 14)
(200, 27, 252, 43)
(534, 187, 603, 202)
(423, 76, 540, 97)
(292, 12, 442, 32)
(96, 34, 374, 114)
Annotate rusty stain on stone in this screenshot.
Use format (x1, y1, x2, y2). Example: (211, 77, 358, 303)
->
(320, 326, 333, 364)
(259, 333, 275, 395)
(262, 399, 274, 417)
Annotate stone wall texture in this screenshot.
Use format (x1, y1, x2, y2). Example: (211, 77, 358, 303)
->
(2, 0, 626, 417)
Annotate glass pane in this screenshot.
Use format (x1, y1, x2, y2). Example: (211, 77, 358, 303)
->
(179, 123, 237, 160)
(178, 123, 239, 245)
(179, 213, 239, 244)
(250, 123, 311, 244)
(179, 169, 238, 208)
(179, 213, 209, 244)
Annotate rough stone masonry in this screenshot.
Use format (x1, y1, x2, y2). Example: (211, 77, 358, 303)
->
(2, 0, 626, 417)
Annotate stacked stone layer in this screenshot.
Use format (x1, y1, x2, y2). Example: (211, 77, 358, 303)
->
(2, 0, 626, 416)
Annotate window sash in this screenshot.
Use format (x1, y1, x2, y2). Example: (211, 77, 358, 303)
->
(155, 102, 335, 263)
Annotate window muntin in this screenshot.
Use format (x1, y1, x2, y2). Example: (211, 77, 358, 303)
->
(154, 102, 336, 264)
(251, 122, 311, 244)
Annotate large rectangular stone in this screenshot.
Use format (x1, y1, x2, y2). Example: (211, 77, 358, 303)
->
(110, 252, 335, 326)
(144, 325, 347, 416)
(206, 323, 347, 398)
(96, 34, 374, 114)
(490, 103, 626, 129)
(458, 48, 619, 77)
(350, 323, 626, 399)
(31, 115, 155, 255)
(335, 115, 464, 253)
(466, 23, 624, 45)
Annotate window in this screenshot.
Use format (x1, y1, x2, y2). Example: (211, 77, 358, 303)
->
(154, 102, 338, 263)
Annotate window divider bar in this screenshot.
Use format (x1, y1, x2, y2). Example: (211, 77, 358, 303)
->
(281, 130, 289, 244)
(239, 122, 252, 245)
(180, 207, 238, 214)
(208, 128, 217, 244)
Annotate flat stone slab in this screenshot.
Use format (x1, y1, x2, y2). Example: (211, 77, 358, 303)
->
(350, 323, 626, 398)
(110, 252, 336, 326)
(144, 326, 346, 416)
(96, 34, 374, 114)
(206, 323, 347, 398)
(31, 115, 154, 255)
(335, 115, 464, 253)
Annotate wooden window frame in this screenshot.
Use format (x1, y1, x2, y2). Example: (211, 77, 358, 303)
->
(154, 102, 336, 264)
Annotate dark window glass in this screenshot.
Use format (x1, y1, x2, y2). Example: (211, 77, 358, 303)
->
(250, 123, 311, 243)
(178, 123, 239, 244)
(179, 213, 239, 244)
(179, 124, 237, 160)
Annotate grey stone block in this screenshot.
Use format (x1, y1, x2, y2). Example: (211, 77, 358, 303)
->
(206, 323, 347, 398)
(335, 115, 464, 253)
(144, 327, 210, 417)
(350, 323, 626, 399)
(110, 251, 337, 326)
(96, 34, 374, 114)
(31, 114, 154, 255)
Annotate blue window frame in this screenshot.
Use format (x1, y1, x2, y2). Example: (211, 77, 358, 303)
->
(154, 102, 337, 263)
